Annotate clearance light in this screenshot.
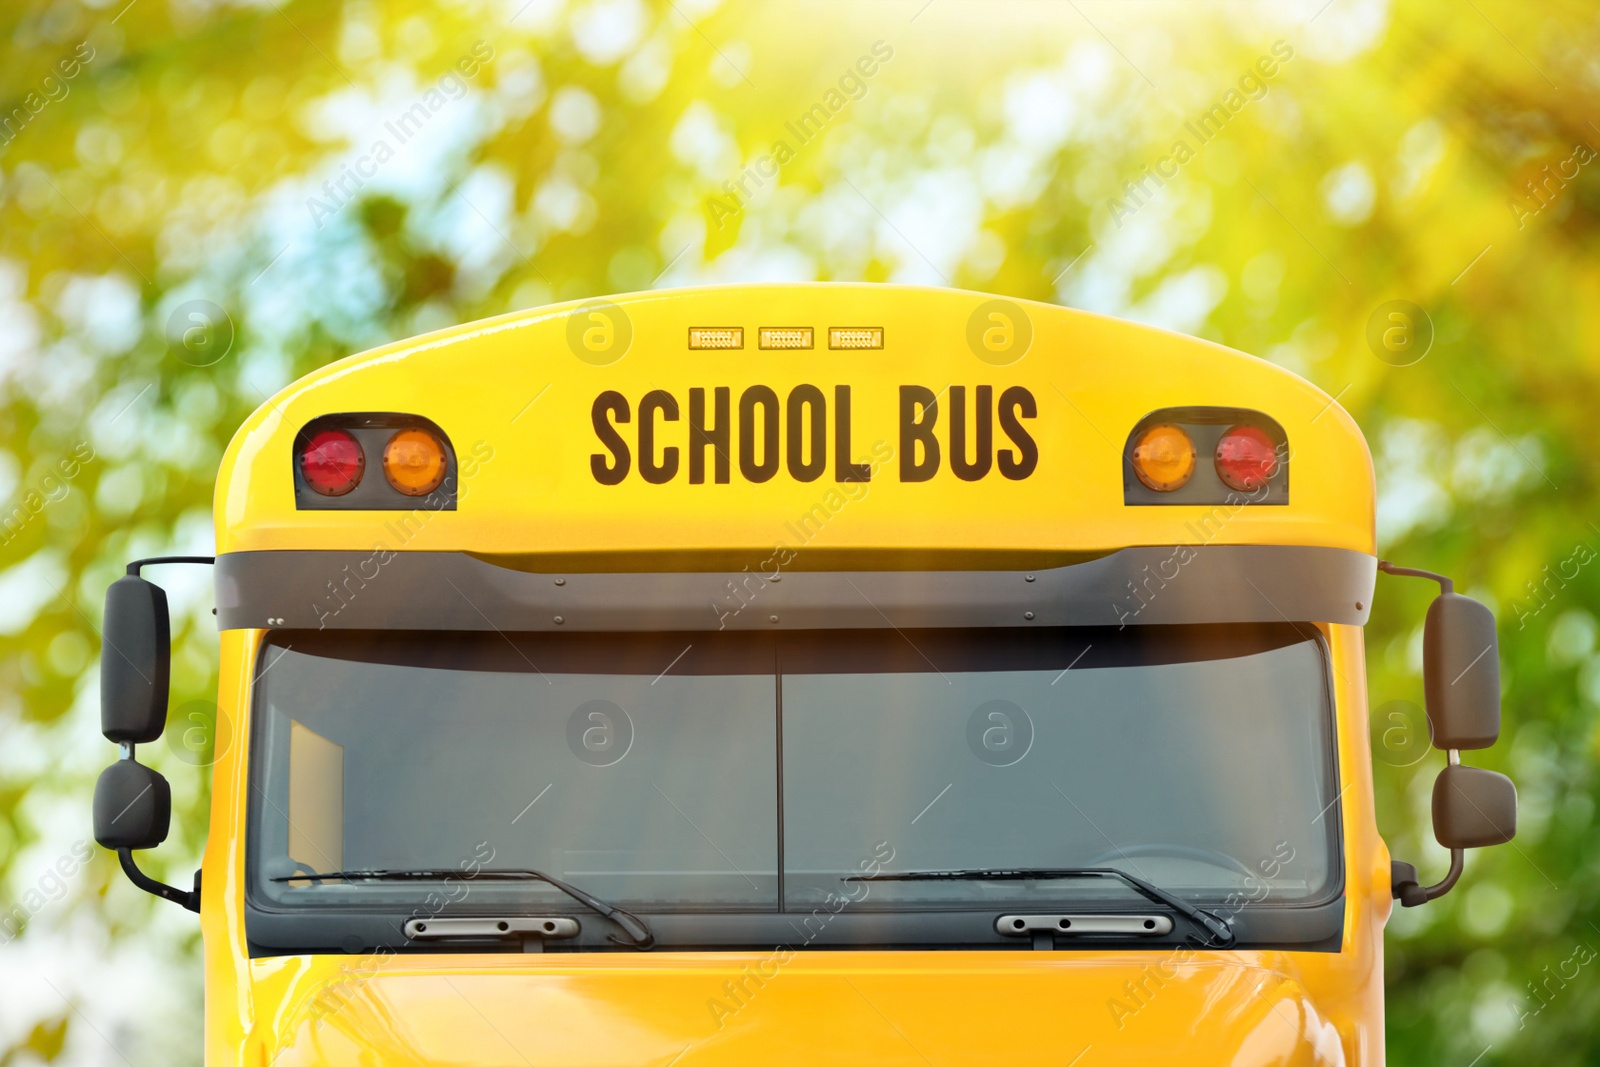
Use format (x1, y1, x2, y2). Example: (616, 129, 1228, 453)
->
(1130, 424, 1196, 492)
(383, 428, 448, 496)
(688, 327, 744, 349)
(1215, 425, 1280, 492)
(759, 327, 814, 350)
(828, 327, 883, 350)
(299, 429, 364, 496)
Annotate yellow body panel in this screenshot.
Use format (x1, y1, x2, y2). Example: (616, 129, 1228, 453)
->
(212, 285, 1375, 559)
(203, 285, 1388, 1064)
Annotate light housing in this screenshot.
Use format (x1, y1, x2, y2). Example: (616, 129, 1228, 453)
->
(1122, 408, 1288, 505)
(293, 414, 457, 510)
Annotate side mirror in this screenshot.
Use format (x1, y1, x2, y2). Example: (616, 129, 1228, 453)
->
(101, 575, 171, 743)
(94, 556, 213, 913)
(93, 758, 172, 850)
(1433, 764, 1517, 849)
(1379, 562, 1516, 908)
(1423, 592, 1500, 749)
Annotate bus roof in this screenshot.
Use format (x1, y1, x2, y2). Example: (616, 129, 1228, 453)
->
(215, 284, 1374, 565)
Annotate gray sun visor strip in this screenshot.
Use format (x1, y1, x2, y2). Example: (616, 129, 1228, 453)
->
(214, 545, 1376, 631)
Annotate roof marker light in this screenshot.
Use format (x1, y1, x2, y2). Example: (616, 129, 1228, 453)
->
(758, 327, 814, 349)
(828, 327, 883, 350)
(688, 327, 744, 349)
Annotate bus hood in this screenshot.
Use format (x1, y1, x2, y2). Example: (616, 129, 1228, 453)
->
(255, 954, 1353, 1066)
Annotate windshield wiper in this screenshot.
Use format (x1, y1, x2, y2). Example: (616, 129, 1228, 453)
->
(273, 867, 654, 949)
(850, 866, 1234, 947)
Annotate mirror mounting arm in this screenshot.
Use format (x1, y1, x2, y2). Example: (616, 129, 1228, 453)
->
(1393, 747, 1472, 907)
(117, 849, 200, 913)
(1391, 848, 1465, 907)
(1376, 559, 1453, 594)
(125, 555, 215, 577)
(110, 741, 200, 912)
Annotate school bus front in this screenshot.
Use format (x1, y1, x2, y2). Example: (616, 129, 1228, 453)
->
(88, 284, 1519, 1065)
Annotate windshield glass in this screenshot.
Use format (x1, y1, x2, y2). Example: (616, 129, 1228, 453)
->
(249, 624, 1338, 926)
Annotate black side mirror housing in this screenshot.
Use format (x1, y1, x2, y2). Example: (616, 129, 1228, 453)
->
(1433, 763, 1517, 849)
(93, 759, 172, 850)
(1423, 592, 1500, 749)
(101, 575, 171, 743)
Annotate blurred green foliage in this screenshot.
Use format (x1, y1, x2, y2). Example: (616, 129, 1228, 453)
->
(2, 0, 1598, 1062)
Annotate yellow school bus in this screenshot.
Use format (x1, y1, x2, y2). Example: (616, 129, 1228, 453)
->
(91, 283, 1518, 1065)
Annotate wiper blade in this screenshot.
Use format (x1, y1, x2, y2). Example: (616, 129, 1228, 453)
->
(850, 866, 1234, 947)
(273, 867, 655, 949)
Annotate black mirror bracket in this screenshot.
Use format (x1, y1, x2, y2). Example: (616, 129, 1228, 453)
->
(1391, 849, 1465, 907)
(1376, 560, 1453, 593)
(1391, 748, 1483, 907)
(125, 554, 217, 577)
(118, 848, 201, 913)
(109, 740, 201, 913)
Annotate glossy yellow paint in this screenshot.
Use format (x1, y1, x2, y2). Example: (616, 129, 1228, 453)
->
(203, 285, 1390, 1065)
(213, 284, 1375, 560)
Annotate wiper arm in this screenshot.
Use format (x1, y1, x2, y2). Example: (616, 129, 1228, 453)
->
(273, 867, 655, 949)
(850, 866, 1234, 947)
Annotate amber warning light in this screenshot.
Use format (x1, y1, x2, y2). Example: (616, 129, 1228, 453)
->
(1130, 424, 1196, 492)
(383, 429, 448, 496)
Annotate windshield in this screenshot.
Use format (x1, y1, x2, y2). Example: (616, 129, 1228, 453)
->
(248, 624, 1339, 945)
